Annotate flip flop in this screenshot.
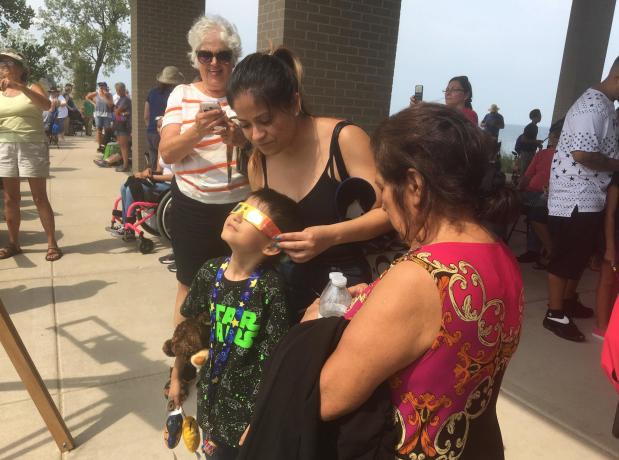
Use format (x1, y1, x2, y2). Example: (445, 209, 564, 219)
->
(45, 246, 63, 262)
(0, 244, 23, 260)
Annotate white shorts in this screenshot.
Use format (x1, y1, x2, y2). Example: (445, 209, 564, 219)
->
(0, 142, 50, 178)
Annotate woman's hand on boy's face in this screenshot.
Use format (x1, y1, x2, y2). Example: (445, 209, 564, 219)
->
(274, 226, 332, 263)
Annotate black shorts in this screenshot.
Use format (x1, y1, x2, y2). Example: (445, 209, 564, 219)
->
(169, 180, 235, 286)
(547, 208, 603, 280)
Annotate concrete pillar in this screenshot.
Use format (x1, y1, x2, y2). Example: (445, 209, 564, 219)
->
(129, 0, 204, 171)
(552, 0, 616, 123)
(257, 0, 402, 133)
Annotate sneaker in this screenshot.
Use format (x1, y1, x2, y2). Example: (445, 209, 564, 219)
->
(110, 227, 136, 241)
(543, 315, 585, 342)
(168, 262, 177, 273)
(563, 296, 594, 318)
(93, 159, 111, 168)
(105, 224, 122, 233)
(159, 253, 175, 265)
(517, 251, 540, 263)
(591, 327, 606, 341)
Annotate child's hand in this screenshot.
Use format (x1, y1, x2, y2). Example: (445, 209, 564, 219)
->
(167, 377, 183, 409)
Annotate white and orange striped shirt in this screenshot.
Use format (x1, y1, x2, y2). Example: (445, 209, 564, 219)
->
(162, 84, 249, 204)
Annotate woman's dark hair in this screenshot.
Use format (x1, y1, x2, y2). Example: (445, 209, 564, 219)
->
(227, 47, 309, 115)
(227, 47, 310, 179)
(529, 109, 541, 120)
(449, 76, 473, 109)
(371, 103, 519, 242)
(250, 188, 303, 235)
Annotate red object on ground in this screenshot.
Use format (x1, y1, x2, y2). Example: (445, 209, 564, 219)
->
(602, 297, 619, 393)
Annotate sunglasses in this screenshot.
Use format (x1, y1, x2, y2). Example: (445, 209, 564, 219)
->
(197, 50, 233, 65)
(230, 202, 281, 238)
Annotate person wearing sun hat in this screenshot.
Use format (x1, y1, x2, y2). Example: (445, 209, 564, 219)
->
(144, 66, 185, 170)
(481, 103, 505, 139)
(0, 49, 63, 261)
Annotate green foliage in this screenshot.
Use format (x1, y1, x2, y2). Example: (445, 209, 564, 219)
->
(3, 28, 64, 85)
(0, 0, 35, 36)
(71, 57, 96, 99)
(38, 0, 130, 89)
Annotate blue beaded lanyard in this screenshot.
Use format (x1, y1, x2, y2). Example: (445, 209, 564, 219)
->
(208, 257, 262, 385)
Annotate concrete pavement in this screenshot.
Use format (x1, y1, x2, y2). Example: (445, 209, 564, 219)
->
(0, 136, 618, 459)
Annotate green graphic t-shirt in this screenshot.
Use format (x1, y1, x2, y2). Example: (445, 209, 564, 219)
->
(180, 257, 289, 447)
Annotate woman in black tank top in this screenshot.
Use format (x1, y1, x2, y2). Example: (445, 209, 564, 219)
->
(227, 49, 393, 320)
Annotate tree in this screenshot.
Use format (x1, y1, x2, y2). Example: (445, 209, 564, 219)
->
(38, 0, 130, 90)
(3, 28, 64, 85)
(0, 0, 35, 36)
(71, 58, 96, 99)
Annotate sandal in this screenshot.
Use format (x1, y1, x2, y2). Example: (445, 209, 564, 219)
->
(0, 244, 22, 260)
(45, 246, 63, 262)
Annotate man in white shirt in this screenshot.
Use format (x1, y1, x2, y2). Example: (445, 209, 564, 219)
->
(545, 57, 619, 342)
(49, 87, 68, 141)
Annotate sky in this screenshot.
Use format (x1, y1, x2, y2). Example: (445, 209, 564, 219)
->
(26, 0, 619, 128)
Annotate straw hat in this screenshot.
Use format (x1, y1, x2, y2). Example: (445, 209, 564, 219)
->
(0, 49, 29, 80)
(488, 104, 500, 112)
(0, 49, 26, 65)
(157, 66, 185, 85)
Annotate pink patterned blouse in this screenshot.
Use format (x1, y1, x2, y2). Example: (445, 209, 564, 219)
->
(345, 242, 524, 459)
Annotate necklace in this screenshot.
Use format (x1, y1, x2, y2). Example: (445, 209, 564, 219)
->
(207, 257, 262, 384)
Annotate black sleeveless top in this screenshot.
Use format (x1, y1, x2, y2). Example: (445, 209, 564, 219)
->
(261, 120, 361, 264)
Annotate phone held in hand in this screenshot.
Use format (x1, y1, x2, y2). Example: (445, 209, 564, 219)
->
(414, 84, 423, 102)
(199, 101, 221, 112)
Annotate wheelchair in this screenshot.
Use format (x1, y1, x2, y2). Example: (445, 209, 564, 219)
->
(109, 184, 173, 254)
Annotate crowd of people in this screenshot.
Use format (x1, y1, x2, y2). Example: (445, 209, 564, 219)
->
(157, 15, 522, 460)
(1, 10, 618, 459)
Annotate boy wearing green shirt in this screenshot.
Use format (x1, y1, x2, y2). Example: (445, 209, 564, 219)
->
(170, 188, 301, 459)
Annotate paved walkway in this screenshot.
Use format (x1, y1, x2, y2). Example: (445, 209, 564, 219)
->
(0, 136, 618, 459)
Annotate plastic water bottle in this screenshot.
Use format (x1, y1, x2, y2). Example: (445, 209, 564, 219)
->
(319, 272, 352, 318)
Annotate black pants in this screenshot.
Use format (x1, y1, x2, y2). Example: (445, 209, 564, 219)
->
(169, 179, 234, 286)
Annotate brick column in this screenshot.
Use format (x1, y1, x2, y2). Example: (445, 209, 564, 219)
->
(130, 0, 204, 171)
(552, 0, 616, 123)
(257, 0, 402, 133)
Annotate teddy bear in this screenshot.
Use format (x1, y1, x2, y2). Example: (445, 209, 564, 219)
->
(162, 311, 211, 400)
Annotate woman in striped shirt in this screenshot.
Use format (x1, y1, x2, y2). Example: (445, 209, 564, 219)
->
(159, 15, 249, 332)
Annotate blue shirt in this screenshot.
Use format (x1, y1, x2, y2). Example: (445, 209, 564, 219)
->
(146, 87, 172, 133)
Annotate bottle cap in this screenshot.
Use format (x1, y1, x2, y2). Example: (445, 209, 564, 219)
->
(331, 274, 347, 288)
(329, 271, 343, 281)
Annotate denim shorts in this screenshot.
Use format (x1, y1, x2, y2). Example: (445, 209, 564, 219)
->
(95, 116, 112, 129)
(114, 120, 131, 137)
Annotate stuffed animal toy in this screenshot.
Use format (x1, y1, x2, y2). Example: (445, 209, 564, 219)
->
(162, 311, 211, 382)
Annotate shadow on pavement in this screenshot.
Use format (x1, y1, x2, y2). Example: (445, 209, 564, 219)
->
(0, 316, 167, 459)
(2, 281, 114, 313)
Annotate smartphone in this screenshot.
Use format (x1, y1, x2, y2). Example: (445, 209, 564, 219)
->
(200, 101, 221, 112)
(414, 84, 423, 102)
